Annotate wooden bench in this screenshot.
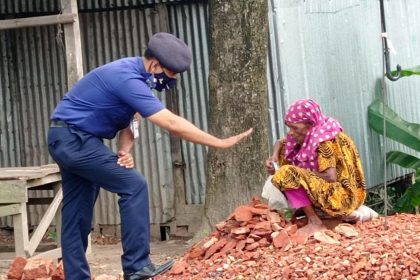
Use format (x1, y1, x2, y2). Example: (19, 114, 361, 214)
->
(0, 164, 62, 259)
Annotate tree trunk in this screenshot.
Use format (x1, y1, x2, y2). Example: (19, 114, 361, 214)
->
(198, 0, 269, 236)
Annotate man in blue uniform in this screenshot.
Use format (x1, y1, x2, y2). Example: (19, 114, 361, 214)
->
(48, 32, 252, 280)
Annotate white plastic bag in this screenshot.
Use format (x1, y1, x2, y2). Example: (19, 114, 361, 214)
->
(261, 175, 289, 210)
(343, 205, 379, 222)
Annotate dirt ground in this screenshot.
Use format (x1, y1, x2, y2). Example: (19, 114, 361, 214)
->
(88, 239, 190, 277)
(0, 234, 190, 278)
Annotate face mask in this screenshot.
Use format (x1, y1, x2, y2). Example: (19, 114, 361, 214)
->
(154, 72, 177, 92)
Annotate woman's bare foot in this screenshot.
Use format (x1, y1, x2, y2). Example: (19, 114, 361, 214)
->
(297, 221, 326, 236)
(297, 205, 326, 236)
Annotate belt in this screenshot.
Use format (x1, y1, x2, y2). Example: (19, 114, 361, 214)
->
(50, 120, 69, 127)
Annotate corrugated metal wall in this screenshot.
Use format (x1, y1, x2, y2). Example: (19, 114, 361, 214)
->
(267, 0, 420, 187)
(79, 4, 175, 225)
(168, 2, 209, 205)
(0, 0, 208, 227)
(0, 0, 181, 15)
(0, 23, 69, 228)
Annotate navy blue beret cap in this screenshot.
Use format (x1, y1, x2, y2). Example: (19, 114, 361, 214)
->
(147, 32, 192, 73)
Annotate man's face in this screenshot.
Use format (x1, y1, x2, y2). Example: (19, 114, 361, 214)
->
(149, 59, 178, 91)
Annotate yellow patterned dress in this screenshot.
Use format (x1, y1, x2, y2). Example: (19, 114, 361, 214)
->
(272, 132, 366, 217)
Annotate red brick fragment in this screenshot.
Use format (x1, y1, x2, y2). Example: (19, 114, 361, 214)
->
(187, 247, 204, 259)
(285, 224, 298, 235)
(23, 258, 54, 279)
(249, 207, 269, 216)
(258, 237, 269, 247)
(215, 221, 226, 231)
(245, 242, 259, 251)
(203, 236, 218, 249)
(7, 256, 27, 280)
(51, 260, 65, 280)
(248, 233, 262, 241)
(272, 223, 283, 232)
(204, 238, 227, 259)
(290, 230, 309, 245)
(253, 221, 272, 231)
(236, 240, 246, 251)
(170, 260, 188, 275)
(273, 230, 291, 249)
(231, 226, 250, 235)
(233, 206, 253, 222)
(268, 212, 282, 224)
(220, 239, 238, 254)
(252, 229, 271, 237)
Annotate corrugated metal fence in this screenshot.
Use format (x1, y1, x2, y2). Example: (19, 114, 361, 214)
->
(0, 0, 209, 227)
(267, 0, 420, 187)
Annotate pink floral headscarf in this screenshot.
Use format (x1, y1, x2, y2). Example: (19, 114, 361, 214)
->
(284, 99, 342, 171)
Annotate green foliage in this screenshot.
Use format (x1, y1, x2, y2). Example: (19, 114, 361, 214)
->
(368, 99, 420, 212)
(48, 230, 57, 241)
(391, 65, 420, 78)
(368, 100, 420, 152)
(386, 151, 420, 170)
(279, 208, 293, 221)
(365, 184, 400, 215)
(396, 182, 420, 212)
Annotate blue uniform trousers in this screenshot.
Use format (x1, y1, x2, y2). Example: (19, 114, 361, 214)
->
(48, 126, 151, 280)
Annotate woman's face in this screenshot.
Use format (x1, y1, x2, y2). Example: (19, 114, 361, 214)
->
(286, 121, 312, 144)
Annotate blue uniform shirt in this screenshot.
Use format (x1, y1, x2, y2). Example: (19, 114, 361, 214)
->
(51, 57, 164, 139)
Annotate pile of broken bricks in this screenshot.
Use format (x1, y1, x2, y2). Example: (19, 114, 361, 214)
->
(4, 196, 419, 280)
(6, 257, 65, 280)
(159, 197, 419, 280)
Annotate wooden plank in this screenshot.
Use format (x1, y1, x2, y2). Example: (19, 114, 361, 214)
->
(13, 203, 29, 257)
(61, 0, 84, 86)
(27, 174, 62, 188)
(30, 248, 62, 260)
(0, 204, 21, 217)
(0, 13, 76, 30)
(0, 164, 59, 180)
(26, 188, 63, 257)
(0, 181, 27, 203)
(53, 183, 62, 249)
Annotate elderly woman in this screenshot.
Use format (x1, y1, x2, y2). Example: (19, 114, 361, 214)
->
(266, 99, 367, 233)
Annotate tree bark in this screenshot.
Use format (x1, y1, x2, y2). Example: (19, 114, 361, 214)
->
(198, 0, 269, 236)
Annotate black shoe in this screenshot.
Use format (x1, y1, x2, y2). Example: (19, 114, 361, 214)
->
(124, 260, 175, 280)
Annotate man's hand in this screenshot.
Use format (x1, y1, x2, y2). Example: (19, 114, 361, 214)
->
(218, 128, 254, 148)
(147, 109, 253, 149)
(117, 150, 134, 168)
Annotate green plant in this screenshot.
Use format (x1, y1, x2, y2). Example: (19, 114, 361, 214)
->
(48, 230, 57, 241)
(365, 177, 412, 214)
(391, 65, 420, 78)
(368, 99, 420, 212)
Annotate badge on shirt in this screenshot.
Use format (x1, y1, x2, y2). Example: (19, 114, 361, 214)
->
(131, 119, 139, 139)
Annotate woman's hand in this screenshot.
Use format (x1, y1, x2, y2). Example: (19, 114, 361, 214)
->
(265, 158, 277, 175)
(266, 139, 282, 175)
(117, 150, 134, 168)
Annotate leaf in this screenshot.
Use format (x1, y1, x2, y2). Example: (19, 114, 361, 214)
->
(386, 151, 420, 170)
(368, 100, 420, 152)
(391, 65, 420, 78)
(396, 182, 420, 212)
(409, 182, 420, 206)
